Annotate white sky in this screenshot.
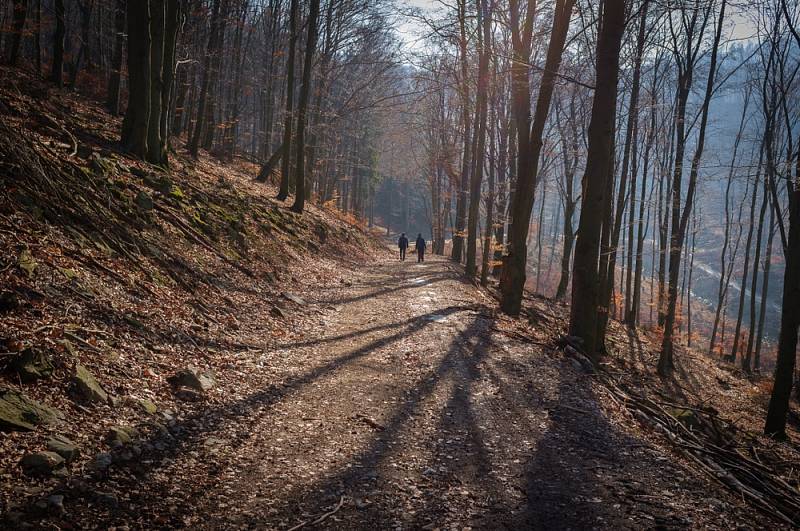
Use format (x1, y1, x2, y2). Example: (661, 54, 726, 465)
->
(391, 0, 760, 51)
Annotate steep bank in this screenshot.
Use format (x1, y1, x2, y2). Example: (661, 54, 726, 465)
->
(0, 66, 382, 522)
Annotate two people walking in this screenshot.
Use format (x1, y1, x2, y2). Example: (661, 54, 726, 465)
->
(398, 233, 426, 263)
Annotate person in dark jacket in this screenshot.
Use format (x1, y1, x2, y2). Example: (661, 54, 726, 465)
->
(415, 233, 426, 262)
(398, 233, 409, 261)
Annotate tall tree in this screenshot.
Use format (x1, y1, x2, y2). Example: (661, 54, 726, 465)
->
(659, 0, 725, 375)
(51, 0, 65, 86)
(465, 0, 492, 276)
(277, 0, 299, 201)
(291, 0, 321, 213)
(500, 0, 576, 314)
(568, 0, 626, 359)
(6, 0, 28, 66)
(121, 0, 152, 158)
(107, 0, 126, 115)
(764, 0, 800, 438)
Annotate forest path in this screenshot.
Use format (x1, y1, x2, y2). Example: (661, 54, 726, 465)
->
(168, 248, 729, 530)
(85, 248, 766, 530)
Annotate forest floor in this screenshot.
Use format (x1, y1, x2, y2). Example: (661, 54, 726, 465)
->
(45, 250, 794, 530)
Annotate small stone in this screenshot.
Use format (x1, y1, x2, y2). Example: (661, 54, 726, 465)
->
(47, 494, 65, 515)
(20, 451, 65, 476)
(168, 367, 215, 392)
(107, 426, 138, 446)
(138, 398, 158, 414)
(281, 292, 306, 305)
(270, 306, 286, 318)
(135, 191, 154, 211)
(47, 435, 80, 462)
(72, 364, 109, 404)
(95, 492, 119, 508)
(89, 452, 113, 472)
(0, 389, 64, 432)
(10, 347, 54, 382)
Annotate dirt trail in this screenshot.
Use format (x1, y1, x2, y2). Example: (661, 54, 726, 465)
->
(80, 248, 778, 529)
(143, 249, 759, 530)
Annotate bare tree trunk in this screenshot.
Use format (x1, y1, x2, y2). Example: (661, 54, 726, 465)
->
(188, 0, 222, 157)
(451, 0, 471, 263)
(708, 88, 750, 354)
(121, 0, 151, 158)
(107, 0, 126, 115)
(147, 0, 166, 164)
(290, 0, 321, 214)
(729, 157, 761, 363)
(481, 108, 497, 285)
(51, 0, 65, 86)
(568, 0, 626, 359)
(535, 178, 547, 293)
(765, 187, 800, 438)
(555, 94, 579, 300)
(743, 175, 769, 371)
(277, 0, 299, 200)
(500, 0, 575, 314)
(69, 0, 93, 88)
(466, 0, 492, 276)
(754, 206, 775, 372)
(630, 75, 659, 324)
(686, 206, 697, 347)
(159, 0, 181, 159)
(659, 0, 724, 375)
(7, 0, 28, 66)
(605, 0, 649, 329)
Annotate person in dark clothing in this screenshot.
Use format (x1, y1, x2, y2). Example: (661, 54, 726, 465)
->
(415, 233, 426, 262)
(398, 233, 409, 261)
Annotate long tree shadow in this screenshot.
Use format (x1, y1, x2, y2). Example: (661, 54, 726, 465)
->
(514, 364, 697, 529)
(252, 312, 496, 529)
(315, 271, 454, 306)
(272, 314, 474, 350)
(406, 316, 497, 528)
(86, 304, 475, 524)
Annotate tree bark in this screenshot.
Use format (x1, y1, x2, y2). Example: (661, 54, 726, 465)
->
(277, 0, 299, 201)
(500, 0, 574, 314)
(50, 0, 65, 86)
(764, 189, 800, 438)
(567, 0, 626, 359)
(107, 0, 126, 115)
(465, 0, 492, 277)
(7, 0, 28, 66)
(121, 0, 151, 158)
(290, 0, 321, 214)
(147, 0, 166, 164)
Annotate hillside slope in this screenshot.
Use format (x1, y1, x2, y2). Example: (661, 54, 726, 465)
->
(0, 66, 383, 522)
